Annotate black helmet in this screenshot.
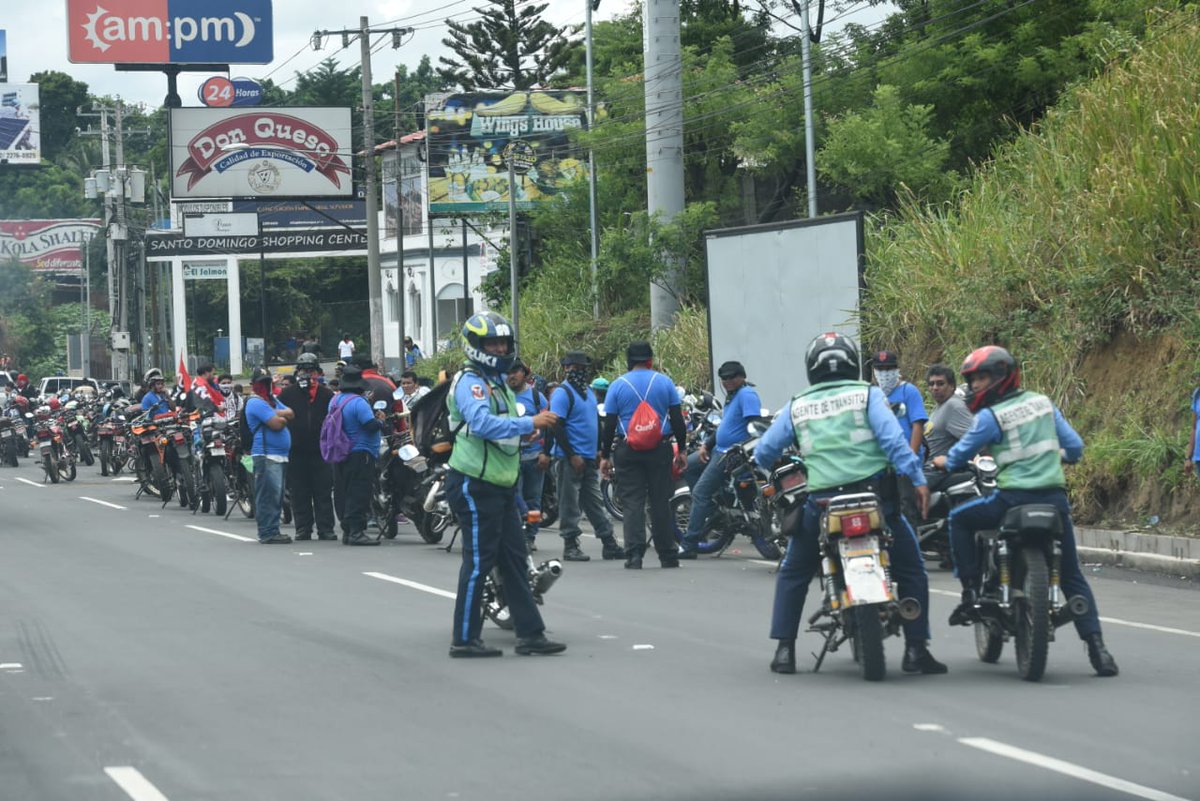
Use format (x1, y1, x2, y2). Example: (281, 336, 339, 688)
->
(717, 360, 746, 380)
(805, 332, 861, 384)
(251, 367, 272, 385)
(296, 352, 320, 370)
(959, 345, 1020, 412)
(461, 311, 517, 373)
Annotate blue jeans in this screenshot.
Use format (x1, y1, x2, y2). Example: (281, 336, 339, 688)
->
(253, 456, 286, 541)
(948, 487, 1101, 639)
(770, 489, 931, 644)
(516, 458, 544, 536)
(682, 450, 729, 545)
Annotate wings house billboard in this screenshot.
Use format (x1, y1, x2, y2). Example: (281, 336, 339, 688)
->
(425, 91, 588, 214)
(169, 107, 352, 199)
(67, 0, 273, 64)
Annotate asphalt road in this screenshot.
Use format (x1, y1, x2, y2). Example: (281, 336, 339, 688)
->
(2, 460, 1197, 801)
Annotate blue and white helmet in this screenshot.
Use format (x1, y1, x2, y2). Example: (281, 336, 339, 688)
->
(461, 311, 517, 373)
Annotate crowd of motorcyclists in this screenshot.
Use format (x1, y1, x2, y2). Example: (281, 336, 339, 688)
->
(0, 318, 1119, 679)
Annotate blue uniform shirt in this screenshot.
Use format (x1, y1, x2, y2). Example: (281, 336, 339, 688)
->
(513, 385, 546, 459)
(605, 369, 678, 439)
(245, 396, 292, 457)
(714, 384, 762, 454)
(453, 369, 534, 442)
(549, 385, 600, 460)
(755, 385, 926, 487)
(141, 391, 170, 417)
(1192, 390, 1200, 465)
(887, 381, 929, 448)
(943, 403, 1084, 471)
(334, 393, 381, 455)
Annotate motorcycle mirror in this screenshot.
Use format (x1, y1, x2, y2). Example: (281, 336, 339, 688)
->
(372, 400, 389, 411)
(397, 444, 420, 462)
(24, 412, 33, 419)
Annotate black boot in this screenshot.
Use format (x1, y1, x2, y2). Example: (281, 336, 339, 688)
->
(1085, 633, 1119, 677)
(902, 642, 949, 675)
(770, 639, 796, 674)
(600, 538, 624, 560)
(948, 587, 977, 626)
(563, 539, 591, 562)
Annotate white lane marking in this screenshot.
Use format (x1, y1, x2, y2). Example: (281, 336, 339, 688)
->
(929, 589, 1200, 638)
(0, 662, 23, 669)
(363, 572, 457, 599)
(111, 477, 138, 482)
(1097, 617, 1200, 639)
(184, 524, 255, 543)
(598, 635, 618, 640)
(15, 477, 44, 488)
(104, 766, 172, 801)
(958, 737, 1193, 801)
(80, 496, 127, 510)
(913, 723, 948, 733)
(297, 552, 313, 556)
(750, 559, 776, 567)
(632, 644, 655, 650)
(148, 515, 160, 519)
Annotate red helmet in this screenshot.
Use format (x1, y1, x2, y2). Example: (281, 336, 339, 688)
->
(960, 346, 1020, 412)
(13, 395, 28, 410)
(16, 374, 27, 387)
(48, 396, 61, 411)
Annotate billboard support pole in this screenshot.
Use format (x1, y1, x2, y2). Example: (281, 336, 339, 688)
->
(393, 71, 406, 358)
(508, 161, 519, 338)
(359, 16, 385, 369)
(462, 218, 471, 319)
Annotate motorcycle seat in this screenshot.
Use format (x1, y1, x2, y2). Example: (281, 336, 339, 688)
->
(999, 504, 1063, 538)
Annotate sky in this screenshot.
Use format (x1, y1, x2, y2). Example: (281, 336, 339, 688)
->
(1, 1, 892, 111)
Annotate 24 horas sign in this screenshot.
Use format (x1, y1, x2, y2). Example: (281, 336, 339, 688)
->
(66, 0, 273, 65)
(168, 107, 352, 199)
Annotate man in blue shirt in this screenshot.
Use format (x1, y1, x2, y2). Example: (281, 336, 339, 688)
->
(330, 365, 384, 546)
(404, 336, 424, 368)
(679, 360, 762, 558)
(140, 371, 172, 417)
(1186, 388, 1200, 479)
(245, 368, 295, 544)
(599, 341, 688, 569)
(755, 332, 946, 676)
(872, 349, 928, 527)
(542, 351, 623, 562)
(506, 359, 547, 551)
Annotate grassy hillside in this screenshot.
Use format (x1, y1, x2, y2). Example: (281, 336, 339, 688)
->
(861, 8, 1200, 530)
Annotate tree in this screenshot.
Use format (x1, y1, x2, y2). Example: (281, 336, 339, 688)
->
(28, 71, 90, 162)
(438, 0, 579, 91)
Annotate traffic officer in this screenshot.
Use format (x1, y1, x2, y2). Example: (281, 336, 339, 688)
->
(931, 345, 1118, 676)
(755, 332, 947, 676)
(446, 312, 565, 658)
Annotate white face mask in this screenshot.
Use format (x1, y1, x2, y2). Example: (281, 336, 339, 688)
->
(219, 384, 233, 394)
(874, 368, 901, 396)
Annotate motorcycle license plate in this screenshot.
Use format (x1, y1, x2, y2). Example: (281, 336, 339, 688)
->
(839, 537, 891, 605)
(209, 445, 225, 456)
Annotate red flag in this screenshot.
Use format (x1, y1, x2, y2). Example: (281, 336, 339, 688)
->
(177, 353, 192, 393)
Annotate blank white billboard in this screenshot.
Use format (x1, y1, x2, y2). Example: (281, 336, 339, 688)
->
(705, 213, 863, 413)
(169, 107, 353, 199)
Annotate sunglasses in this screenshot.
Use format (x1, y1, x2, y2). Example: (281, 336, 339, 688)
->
(927, 380, 949, 387)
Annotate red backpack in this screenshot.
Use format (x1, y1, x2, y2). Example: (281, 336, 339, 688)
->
(621, 373, 664, 451)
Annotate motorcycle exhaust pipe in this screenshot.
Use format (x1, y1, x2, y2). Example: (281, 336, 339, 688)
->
(1052, 595, 1090, 628)
(897, 597, 923, 621)
(532, 559, 564, 595)
(422, 480, 443, 513)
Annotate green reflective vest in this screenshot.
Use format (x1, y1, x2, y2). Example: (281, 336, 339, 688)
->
(447, 367, 523, 487)
(989, 391, 1065, 489)
(790, 379, 890, 491)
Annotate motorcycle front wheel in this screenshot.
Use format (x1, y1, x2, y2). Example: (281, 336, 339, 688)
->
(975, 620, 1004, 663)
(44, 453, 60, 484)
(58, 455, 76, 482)
(75, 433, 95, 466)
(1014, 546, 1050, 682)
(851, 605, 886, 682)
(482, 571, 513, 630)
(601, 476, 623, 520)
(669, 493, 730, 555)
(539, 479, 558, 528)
(418, 509, 450, 544)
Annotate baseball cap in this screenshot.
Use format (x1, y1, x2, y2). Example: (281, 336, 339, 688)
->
(873, 350, 899, 369)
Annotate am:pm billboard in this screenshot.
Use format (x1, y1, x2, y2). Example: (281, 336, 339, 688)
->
(168, 107, 352, 200)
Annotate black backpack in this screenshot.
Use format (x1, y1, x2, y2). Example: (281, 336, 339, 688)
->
(238, 398, 271, 452)
(409, 379, 458, 463)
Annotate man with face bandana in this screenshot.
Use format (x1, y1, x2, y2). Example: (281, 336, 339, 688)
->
(279, 353, 337, 541)
(872, 349, 928, 527)
(542, 351, 623, 561)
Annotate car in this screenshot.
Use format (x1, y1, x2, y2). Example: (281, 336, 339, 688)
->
(37, 376, 102, 399)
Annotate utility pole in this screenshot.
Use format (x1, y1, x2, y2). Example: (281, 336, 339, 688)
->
(313, 21, 413, 370)
(585, 0, 600, 319)
(113, 99, 130, 383)
(507, 160, 519, 337)
(393, 69, 406, 356)
(799, 0, 818, 217)
(643, 0, 685, 331)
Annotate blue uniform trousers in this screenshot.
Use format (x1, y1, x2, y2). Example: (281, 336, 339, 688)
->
(446, 469, 546, 644)
(770, 490, 931, 644)
(948, 487, 1100, 639)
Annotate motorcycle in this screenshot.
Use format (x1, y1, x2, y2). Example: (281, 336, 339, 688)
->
(95, 407, 130, 476)
(966, 504, 1091, 682)
(806, 489, 922, 681)
(192, 415, 231, 516)
(482, 556, 565, 630)
(62, 402, 95, 467)
(917, 455, 998, 567)
(129, 411, 173, 500)
(667, 419, 778, 559)
(0, 416, 20, 467)
(157, 410, 198, 509)
(33, 409, 76, 483)
(759, 454, 809, 560)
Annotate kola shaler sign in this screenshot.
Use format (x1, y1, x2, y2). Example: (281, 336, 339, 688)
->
(169, 107, 352, 199)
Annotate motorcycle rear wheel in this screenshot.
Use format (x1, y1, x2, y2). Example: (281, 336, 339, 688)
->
(1015, 546, 1050, 682)
(44, 453, 60, 484)
(539, 479, 559, 528)
(59, 457, 76, 482)
(75, 434, 95, 466)
(99, 440, 111, 476)
(974, 620, 1004, 663)
(851, 605, 886, 682)
(152, 458, 173, 504)
(418, 510, 449, 544)
(482, 571, 513, 630)
(208, 463, 228, 517)
(6, 439, 18, 467)
(601, 477, 623, 520)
